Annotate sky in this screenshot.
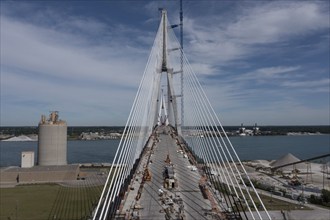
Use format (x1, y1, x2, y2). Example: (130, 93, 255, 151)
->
(1, 0, 329, 126)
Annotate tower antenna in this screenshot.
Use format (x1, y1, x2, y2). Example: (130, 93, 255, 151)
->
(180, 0, 184, 129)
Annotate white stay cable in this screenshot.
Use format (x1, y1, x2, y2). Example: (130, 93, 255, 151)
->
(189, 64, 269, 219)
(183, 58, 256, 219)
(93, 18, 164, 219)
(183, 52, 270, 219)
(167, 17, 270, 219)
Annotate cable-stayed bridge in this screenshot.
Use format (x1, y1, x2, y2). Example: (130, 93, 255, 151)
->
(93, 10, 271, 220)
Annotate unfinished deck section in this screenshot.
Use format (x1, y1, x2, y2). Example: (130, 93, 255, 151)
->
(119, 126, 213, 219)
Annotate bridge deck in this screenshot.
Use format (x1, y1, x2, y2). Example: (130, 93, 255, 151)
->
(120, 126, 213, 219)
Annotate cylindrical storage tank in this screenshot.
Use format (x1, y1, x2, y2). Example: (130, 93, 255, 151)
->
(38, 121, 67, 166)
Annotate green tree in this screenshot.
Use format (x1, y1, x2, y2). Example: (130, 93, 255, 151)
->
(321, 189, 330, 203)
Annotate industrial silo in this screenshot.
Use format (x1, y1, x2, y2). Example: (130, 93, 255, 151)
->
(38, 111, 67, 166)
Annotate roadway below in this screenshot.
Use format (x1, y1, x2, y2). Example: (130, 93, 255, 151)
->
(119, 126, 213, 219)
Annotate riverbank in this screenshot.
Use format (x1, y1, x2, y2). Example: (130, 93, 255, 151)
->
(1, 125, 329, 141)
(1, 135, 329, 167)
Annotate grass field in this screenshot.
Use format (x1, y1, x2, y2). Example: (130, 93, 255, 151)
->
(214, 181, 311, 212)
(1, 180, 310, 220)
(252, 191, 311, 211)
(0, 184, 103, 220)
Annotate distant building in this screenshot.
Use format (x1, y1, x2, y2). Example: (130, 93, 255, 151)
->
(80, 132, 99, 140)
(237, 123, 260, 136)
(253, 123, 260, 135)
(21, 151, 34, 168)
(79, 132, 122, 140)
(38, 111, 67, 166)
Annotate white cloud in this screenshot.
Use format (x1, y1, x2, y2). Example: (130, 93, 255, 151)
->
(0, 1, 329, 126)
(208, 84, 330, 126)
(1, 70, 135, 125)
(1, 16, 148, 87)
(59, 16, 109, 35)
(237, 66, 301, 81)
(184, 1, 329, 65)
(189, 63, 217, 76)
(180, 1, 329, 125)
(227, 2, 329, 44)
(282, 78, 330, 88)
(0, 12, 152, 125)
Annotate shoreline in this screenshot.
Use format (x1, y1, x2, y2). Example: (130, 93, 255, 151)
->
(1, 132, 329, 142)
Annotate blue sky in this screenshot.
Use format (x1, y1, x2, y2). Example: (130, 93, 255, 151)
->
(1, 0, 329, 126)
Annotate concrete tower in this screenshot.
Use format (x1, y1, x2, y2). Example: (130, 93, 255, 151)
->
(38, 111, 67, 166)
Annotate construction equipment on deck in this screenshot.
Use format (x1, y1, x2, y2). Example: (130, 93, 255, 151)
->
(143, 167, 152, 181)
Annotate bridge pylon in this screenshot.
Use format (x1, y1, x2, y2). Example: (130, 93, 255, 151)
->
(92, 9, 272, 220)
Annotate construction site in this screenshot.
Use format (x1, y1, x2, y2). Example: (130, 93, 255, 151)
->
(1, 112, 329, 219)
(243, 153, 330, 202)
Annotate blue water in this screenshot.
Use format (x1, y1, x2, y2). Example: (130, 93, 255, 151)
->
(228, 135, 329, 161)
(0, 135, 329, 167)
(0, 140, 119, 167)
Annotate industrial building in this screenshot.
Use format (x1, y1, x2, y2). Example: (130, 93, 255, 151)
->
(21, 151, 34, 168)
(38, 111, 67, 166)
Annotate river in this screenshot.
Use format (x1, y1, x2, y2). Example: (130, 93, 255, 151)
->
(0, 135, 329, 167)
